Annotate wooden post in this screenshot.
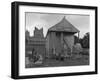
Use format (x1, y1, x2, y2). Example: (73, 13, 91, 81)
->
(61, 32, 64, 45)
(78, 32, 80, 42)
(52, 32, 55, 55)
(78, 32, 79, 39)
(61, 32, 64, 52)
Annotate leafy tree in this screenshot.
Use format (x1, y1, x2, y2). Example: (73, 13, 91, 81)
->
(80, 32, 89, 48)
(74, 32, 90, 48)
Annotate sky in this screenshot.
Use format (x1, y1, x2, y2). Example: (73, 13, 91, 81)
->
(25, 12, 89, 38)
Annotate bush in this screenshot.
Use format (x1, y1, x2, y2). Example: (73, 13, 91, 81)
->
(81, 49, 89, 55)
(72, 43, 83, 54)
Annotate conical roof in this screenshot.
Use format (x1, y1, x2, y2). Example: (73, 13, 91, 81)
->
(48, 16, 79, 33)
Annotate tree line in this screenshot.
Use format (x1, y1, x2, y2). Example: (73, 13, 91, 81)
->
(74, 32, 89, 48)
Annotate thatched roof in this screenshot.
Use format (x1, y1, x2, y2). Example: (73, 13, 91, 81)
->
(48, 16, 79, 33)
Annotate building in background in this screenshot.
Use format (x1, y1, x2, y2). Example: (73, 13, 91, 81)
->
(25, 27, 46, 60)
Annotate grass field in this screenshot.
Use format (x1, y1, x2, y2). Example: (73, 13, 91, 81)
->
(26, 53, 89, 68)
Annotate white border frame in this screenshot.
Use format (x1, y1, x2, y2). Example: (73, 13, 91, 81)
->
(19, 5, 95, 76)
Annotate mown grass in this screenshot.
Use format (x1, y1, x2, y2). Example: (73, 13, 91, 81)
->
(26, 48, 89, 68)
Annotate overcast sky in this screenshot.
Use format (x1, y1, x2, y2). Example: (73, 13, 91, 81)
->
(25, 12, 89, 38)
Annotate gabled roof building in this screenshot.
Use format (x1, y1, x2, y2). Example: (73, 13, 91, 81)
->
(46, 16, 80, 57)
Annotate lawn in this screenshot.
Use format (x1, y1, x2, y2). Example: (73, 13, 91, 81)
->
(25, 54, 89, 68)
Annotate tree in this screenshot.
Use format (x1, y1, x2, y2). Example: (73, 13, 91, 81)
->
(80, 32, 89, 48)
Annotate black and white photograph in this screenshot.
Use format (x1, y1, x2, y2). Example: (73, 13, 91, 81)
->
(25, 13, 90, 68)
(11, 2, 97, 79)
